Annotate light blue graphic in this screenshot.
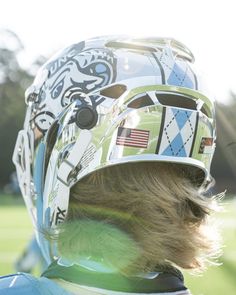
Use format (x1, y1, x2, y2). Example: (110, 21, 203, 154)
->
(0, 273, 70, 295)
(172, 109, 193, 130)
(161, 108, 195, 157)
(162, 133, 187, 157)
(95, 63, 107, 73)
(167, 63, 194, 89)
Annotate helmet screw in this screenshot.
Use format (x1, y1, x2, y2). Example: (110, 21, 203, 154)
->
(75, 106, 98, 130)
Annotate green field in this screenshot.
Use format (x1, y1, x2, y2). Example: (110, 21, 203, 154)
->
(0, 194, 236, 294)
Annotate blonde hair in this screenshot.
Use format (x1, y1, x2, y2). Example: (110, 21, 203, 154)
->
(56, 162, 222, 275)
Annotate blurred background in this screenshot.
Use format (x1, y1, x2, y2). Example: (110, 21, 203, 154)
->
(0, 0, 236, 294)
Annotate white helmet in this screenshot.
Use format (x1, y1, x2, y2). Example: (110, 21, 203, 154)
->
(13, 36, 216, 263)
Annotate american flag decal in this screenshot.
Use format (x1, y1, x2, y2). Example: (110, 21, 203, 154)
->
(116, 127, 149, 148)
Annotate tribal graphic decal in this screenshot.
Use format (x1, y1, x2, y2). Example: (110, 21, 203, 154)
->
(33, 45, 117, 134)
(46, 42, 85, 77)
(33, 111, 55, 134)
(60, 48, 117, 106)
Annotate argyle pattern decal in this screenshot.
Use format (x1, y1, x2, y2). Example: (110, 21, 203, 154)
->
(167, 62, 195, 89)
(159, 108, 197, 157)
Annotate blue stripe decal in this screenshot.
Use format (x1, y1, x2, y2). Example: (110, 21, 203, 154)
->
(168, 63, 194, 88)
(34, 142, 46, 228)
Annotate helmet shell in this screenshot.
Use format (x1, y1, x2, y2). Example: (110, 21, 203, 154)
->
(13, 36, 216, 263)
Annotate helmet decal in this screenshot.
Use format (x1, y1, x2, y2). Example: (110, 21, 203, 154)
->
(46, 42, 85, 77)
(60, 48, 117, 106)
(33, 111, 55, 134)
(116, 127, 150, 149)
(156, 107, 198, 157)
(167, 63, 195, 89)
(31, 46, 117, 135)
(155, 47, 196, 89)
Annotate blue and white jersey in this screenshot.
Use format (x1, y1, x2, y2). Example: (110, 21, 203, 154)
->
(0, 273, 71, 295)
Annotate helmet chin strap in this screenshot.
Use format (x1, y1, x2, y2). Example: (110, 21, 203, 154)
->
(46, 129, 92, 229)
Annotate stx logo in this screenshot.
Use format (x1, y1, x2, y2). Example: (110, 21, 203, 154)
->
(50, 206, 67, 226)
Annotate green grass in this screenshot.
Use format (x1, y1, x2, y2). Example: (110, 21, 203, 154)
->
(0, 195, 33, 275)
(0, 195, 236, 294)
(184, 199, 236, 294)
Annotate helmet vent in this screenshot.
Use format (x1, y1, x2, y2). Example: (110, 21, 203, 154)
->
(156, 93, 196, 110)
(100, 84, 127, 99)
(127, 94, 154, 109)
(200, 104, 211, 117)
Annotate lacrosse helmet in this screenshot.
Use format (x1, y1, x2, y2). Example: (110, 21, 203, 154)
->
(13, 36, 216, 264)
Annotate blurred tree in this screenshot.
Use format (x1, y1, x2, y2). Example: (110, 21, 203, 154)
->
(0, 29, 46, 188)
(0, 29, 32, 187)
(211, 95, 236, 193)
